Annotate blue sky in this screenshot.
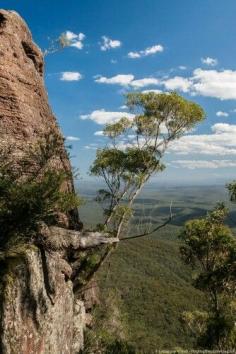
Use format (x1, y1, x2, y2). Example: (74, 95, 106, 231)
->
(2, 0, 236, 184)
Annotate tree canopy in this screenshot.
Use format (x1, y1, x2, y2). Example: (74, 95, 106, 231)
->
(90, 92, 205, 238)
(179, 204, 236, 349)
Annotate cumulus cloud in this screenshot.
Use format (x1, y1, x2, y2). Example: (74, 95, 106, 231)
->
(161, 69, 236, 100)
(172, 159, 236, 169)
(128, 44, 164, 59)
(211, 123, 236, 134)
(60, 72, 83, 81)
(100, 36, 122, 51)
(64, 30, 85, 50)
(128, 52, 141, 59)
(191, 69, 236, 100)
(216, 111, 229, 117)
(168, 123, 236, 156)
(142, 89, 162, 94)
(65, 136, 80, 141)
(80, 109, 134, 125)
(161, 76, 192, 93)
(179, 66, 187, 70)
(130, 78, 160, 88)
(201, 57, 218, 66)
(95, 74, 159, 88)
(95, 74, 134, 86)
(94, 131, 104, 136)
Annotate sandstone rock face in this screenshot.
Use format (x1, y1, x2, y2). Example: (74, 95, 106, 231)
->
(1, 248, 85, 354)
(0, 10, 88, 354)
(0, 10, 55, 149)
(0, 9, 79, 229)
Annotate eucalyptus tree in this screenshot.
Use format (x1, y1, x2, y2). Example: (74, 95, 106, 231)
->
(180, 204, 236, 349)
(90, 92, 205, 238)
(227, 181, 236, 202)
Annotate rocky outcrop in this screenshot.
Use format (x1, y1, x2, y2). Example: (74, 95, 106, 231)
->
(0, 10, 55, 152)
(1, 248, 85, 354)
(0, 9, 79, 229)
(0, 10, 117, 354)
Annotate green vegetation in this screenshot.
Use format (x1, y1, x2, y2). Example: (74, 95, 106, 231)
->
(1, 89, 235, 352)
(80, 185, 236, 352)
(180, 204, 236, 349)
(90, 92, 205, 238)
(0, 134, 81, 249)
(227, 180, 236, 202)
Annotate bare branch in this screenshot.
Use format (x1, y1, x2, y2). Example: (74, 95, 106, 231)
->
(120, 201, 173, 241)
(37, 222, 119, 251)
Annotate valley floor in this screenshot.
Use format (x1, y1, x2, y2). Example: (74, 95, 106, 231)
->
(79, 184, 236, 352)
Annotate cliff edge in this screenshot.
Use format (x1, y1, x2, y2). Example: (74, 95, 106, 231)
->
(0, 10, 117, 354)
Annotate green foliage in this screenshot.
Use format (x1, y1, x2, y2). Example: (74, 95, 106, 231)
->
(80, 184, 236, 352)
(179, 204, 236, 349)
(95, 234, 206, 352)
(126, 92, 205, 137)
(104, 339, 136, 354)
(83, 286, 135, 354)
(182, 310, 209, 337)
(0, 134, 81, 249)
(198, 304, 236, 349)
(90, 92, 205, 237)
(72, 249, 109, 289)
(227, 180, 236, 202)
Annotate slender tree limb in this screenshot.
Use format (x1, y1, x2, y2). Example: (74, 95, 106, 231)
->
(120, 201, 173, 241)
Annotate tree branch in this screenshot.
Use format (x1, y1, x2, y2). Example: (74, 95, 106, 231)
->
(37, 222, 119, 251)
(120, 201, 173, 241)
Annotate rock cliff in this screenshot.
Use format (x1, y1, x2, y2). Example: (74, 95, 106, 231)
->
(0, 9, 79, 230)
(0, 10, 117, 354)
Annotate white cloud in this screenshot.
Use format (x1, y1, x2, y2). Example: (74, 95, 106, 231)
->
(130, 78, 160, 88)
(179, 66, 187, 70)
(120, 105, 128, 110)
(142, 89, 162, 94)
(216, 111, 229, 117)
(78, 33, 85, 41)
(191, 69, 236, 100)
(64, 30, 86, 50)
(161, 69, 236, 100)
(60, 72, 83, 81)
(95, 74, 159, 88)
(71, 41, 83, 49)
(161, 76, 192, 93)
(168, 123, 236, 156)
(172, 159, 236, 169)
(128, 44, 164, 59)
(95, 74, 134, 86)
(144, 45, 164, 55)
(65, 136, 80, 141)
(94, 131, 104, 136)
(201, 57, 218, 66)
(128, 52, 141, 59)
(111, 59, 117, 64)
(80, 109, 134, 125)
(211, 123, 236, 134)
(65, 31, 78, 40)
(100, 36, 122, 51)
